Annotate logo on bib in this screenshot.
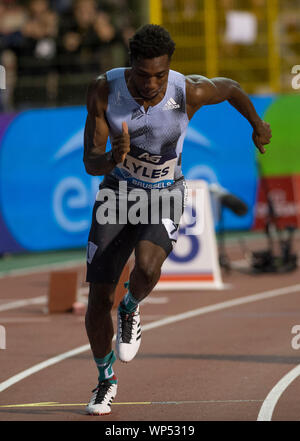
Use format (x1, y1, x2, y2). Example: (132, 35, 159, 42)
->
(138, 152, 162, 164)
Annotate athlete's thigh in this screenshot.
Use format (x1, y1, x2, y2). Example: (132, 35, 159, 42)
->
(134, 239, 168, 271)
(86, 200, 137, 284)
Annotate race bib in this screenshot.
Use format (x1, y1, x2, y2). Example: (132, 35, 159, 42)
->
(115, 145, 178, 189)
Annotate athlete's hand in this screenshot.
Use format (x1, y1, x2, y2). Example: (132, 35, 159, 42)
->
(112, 121, 130, 163)
(252, 120, 272, 154)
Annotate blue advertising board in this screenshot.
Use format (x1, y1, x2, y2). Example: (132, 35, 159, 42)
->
(182, 96, 273, 229)
(0, 97, 272, 253)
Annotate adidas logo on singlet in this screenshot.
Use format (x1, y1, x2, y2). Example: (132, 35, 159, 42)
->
(163, 97, 180, 110)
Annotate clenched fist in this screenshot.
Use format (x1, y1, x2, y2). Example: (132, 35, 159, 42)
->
(252, 120, 272, 154)
(112, 121, 130, 163)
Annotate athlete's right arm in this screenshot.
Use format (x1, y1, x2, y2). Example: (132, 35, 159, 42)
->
(83, 75, 116, 176)
(83, 75, 130, 175)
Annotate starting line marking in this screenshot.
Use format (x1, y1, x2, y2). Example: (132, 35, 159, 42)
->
(0, 399, 263, 409)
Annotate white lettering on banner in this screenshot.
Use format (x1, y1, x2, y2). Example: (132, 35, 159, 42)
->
(256, 201, 300, 218)
(0, 326, 6, 349)
(53, 177, 89, 232)
(255, 187, 300, 219)
(0, 65, 5, 90)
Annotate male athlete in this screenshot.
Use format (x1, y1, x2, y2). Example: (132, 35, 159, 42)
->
(83, 24, 272, 415)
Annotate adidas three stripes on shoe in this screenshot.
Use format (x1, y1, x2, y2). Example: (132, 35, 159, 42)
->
(86, 376, 118, 415)
(116, 305, 141, 362)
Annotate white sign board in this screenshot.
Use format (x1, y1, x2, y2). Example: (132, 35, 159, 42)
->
(156, 180, 223, 290)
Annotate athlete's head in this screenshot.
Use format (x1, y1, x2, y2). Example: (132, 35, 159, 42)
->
(128, 24, 176, 100)
(129, 24, 175, 62)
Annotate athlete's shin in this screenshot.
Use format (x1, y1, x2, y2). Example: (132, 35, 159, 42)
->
(85, 282, 116, 358)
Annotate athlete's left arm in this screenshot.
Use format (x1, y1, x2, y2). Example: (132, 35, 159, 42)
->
(185, 75, 272, 154)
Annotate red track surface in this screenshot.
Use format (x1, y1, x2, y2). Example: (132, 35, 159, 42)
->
(0, 236, 300, 421)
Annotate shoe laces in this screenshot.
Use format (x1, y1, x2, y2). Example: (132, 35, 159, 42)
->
(92, 380, 113, 404)
(119, 310, 137, 343)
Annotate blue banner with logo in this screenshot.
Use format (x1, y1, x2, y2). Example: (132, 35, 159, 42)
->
(0, 97, 272, 253)
(182, 96, 273, 229)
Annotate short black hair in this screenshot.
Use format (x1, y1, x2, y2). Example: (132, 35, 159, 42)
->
(129, 24, 175, 62)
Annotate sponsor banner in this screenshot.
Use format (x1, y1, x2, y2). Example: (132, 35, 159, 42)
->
(0, 113, 25, 253)
(293, 175, 300, 227)
(253, 176, 300, 230)
(156, 180, 224, 290)
(0, 96, 272, 254)
(0, 107, 94, 252)
(259, 95, 300, 177)
(181, 96, 273, 231)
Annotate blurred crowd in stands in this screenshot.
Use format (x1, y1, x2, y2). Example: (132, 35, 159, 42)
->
(1, 0, 299, 110)
(0, 0, 138, 110)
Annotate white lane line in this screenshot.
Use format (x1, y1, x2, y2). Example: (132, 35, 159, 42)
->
(141, 296, 169, 304)
(0, 288, 168, 313)
(0, 345, 91, 392)
(0, 259, 85, 279)
(257, 364, 300, 421)
(0, 317, 51, 324)
(0, 296, 46, 312)
(1, 283, 300, 394)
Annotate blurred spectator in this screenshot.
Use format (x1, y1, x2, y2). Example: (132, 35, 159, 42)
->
(56, 0, 121, 104)
(0, 0, 27, 34)
(0, 0, 138, 109)
(57, 0, 119, 73)
(99, 0, 136, 50)
(21, 0, 58, 69)
(0, 0, 27, 110)
(9, 0, 59, 107)
(49, 0, 72, 14)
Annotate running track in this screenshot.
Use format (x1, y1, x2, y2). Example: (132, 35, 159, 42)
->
(0, 235, 300, 421)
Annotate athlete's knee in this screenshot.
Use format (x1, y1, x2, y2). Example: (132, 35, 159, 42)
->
(134, 255, 162, 285)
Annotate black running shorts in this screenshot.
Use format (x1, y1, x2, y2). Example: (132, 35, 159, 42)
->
(86, 176, 186, 284)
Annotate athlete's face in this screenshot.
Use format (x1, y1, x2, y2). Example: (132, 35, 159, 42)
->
(131, 55, 170, 100)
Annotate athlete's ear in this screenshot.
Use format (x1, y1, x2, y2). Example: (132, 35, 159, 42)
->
(122, 121, 129, 135)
